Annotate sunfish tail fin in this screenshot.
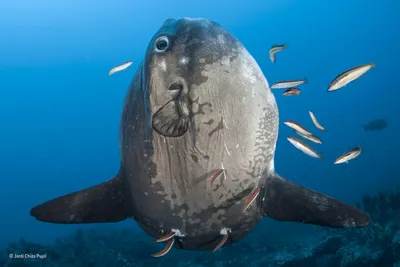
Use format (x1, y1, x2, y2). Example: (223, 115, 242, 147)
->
(30, 169, 133, 224)
(261, 173, 370, 228)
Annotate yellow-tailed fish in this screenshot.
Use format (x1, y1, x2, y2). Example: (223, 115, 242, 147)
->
(108, 61, 133, 76)
(328, 63, 375, 91)
(282, 87, 300, 96)
(271, 78, 308, 89)
(287, 137, 323, 159)
(284, 120, 313, 136)
(269, 44, 286, 63)
(294, 130, 322, 144)
(334, 147, 362, 164)
(309, 111, 326, 131)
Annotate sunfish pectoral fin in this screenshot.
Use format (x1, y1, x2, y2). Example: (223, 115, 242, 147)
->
(30, 169, 133, 224)
(152, 100, 189, 137)
(261, 173, 370, 228)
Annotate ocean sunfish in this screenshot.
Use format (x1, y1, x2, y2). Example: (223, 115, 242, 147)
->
(30, 18, 370, 254)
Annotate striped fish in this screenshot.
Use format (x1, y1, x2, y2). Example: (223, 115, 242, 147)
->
(269, 44, 286, 63)
(328, 63, 375, 91)
(287, 137, 323, 159)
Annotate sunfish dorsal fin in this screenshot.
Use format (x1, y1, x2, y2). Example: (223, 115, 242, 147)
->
(30, 169, 134, 224)
(261, 172, 370, 228)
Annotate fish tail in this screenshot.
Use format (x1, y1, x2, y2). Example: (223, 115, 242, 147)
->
(303, 77, 308, 84)
(369, 62, 376, 68)
(282, 43, 287, 49)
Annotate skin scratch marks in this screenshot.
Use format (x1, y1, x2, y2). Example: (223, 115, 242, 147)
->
(224, 143, 231, 157)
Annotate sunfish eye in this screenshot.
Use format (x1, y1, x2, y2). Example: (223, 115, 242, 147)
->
(154, 36, 169, 52)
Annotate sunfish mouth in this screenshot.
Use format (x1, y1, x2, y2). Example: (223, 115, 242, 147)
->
(152, 78, 191, 138)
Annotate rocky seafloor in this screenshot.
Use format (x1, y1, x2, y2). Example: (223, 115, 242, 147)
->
(2, 189, 400, 267)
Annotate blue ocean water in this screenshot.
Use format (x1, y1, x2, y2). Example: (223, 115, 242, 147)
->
(1, 0, 399, 266)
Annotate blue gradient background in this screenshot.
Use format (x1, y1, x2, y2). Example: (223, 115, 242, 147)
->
(0, 0, 398, 253)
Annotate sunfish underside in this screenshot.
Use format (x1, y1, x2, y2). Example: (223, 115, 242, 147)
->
(30, 18, 370, 252)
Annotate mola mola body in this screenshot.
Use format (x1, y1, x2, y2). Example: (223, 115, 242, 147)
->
(30, 18, 370, 254)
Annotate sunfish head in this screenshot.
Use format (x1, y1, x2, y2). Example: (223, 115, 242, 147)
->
(142, 17, 278, 169)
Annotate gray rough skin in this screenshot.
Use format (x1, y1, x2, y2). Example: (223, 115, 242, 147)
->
(30, 18, 371, 252)
(121, 18, 277, 249)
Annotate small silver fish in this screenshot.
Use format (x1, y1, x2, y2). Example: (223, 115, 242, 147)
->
(269, 44, 286, 63)
(309, 111, 326, 131)
(328, 63, 375, 91)
(271, 78, 308, 89)
(282, 87, 300, 96)
(287, 137, 323, 159)
(334, 147, 362, 164)
(294, 130, 322, 144)
(108, 61, 133, 76)
(284, 120, 313, 136)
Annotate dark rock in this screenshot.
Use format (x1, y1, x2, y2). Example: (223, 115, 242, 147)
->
(2, 189, 400, 266)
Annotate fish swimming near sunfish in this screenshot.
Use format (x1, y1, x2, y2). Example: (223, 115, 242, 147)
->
(294, 130, 322, 144)
(108, 61, 133, 76)
(271, 78, 308, 89)
(334, 147, 362, 164)
(284, 120, 314, 137)
(287, 137, 323, 158)
(282, 87, 300, 96)
(269, 44, 286, 63)
(309, 111, 326, 131)
(328, 63, 375, 92)
(30, 18, 370, 257)
(363, 119, 388, 132)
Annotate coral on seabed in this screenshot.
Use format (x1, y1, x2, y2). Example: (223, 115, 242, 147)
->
(2, 189, 400, 267)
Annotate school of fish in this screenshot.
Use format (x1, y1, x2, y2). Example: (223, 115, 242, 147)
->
(107, 43, 374, 165)
(269, 44, 375, 164)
